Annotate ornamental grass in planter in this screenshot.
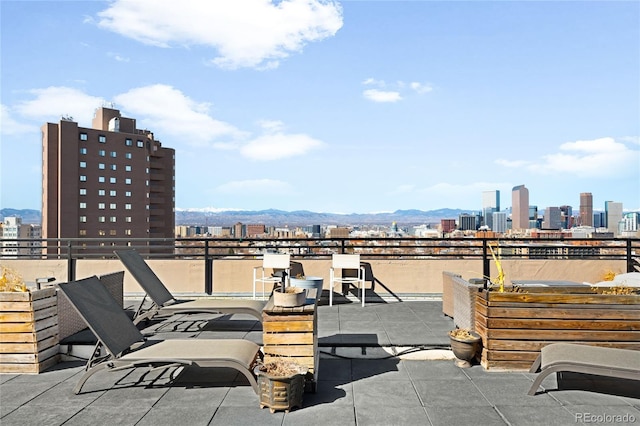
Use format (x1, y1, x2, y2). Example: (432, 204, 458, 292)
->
(255, 360, 308, 413)
(448, 328, 482, 368)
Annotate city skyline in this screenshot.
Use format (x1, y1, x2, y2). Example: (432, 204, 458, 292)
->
(2, 1, 639, 214)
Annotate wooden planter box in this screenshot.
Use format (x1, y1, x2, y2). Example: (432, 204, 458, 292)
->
(0, 288, 59, 373)
(475, 286, 640, 371)
(262, 289, 318, 392)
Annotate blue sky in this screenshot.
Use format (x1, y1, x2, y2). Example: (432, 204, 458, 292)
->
(1, 0, 639, 215)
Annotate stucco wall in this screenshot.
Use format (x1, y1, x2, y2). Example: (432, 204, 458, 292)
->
(2, 258, 628, 297)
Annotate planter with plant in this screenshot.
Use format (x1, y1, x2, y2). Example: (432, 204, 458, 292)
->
(255, 360, 308, 413)
(448, 328, 482, 368)
(289, 275, 323, 302)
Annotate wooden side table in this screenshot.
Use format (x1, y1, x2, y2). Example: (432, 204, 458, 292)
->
(262, 289, 318, 392)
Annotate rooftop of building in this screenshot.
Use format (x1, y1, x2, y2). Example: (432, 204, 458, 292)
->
(2, 298, 639, 426)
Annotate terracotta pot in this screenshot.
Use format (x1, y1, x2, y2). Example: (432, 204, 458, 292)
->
(449, 331, 481, 368)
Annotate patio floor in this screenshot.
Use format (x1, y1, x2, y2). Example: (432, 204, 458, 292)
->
(1, 299, 639, 425)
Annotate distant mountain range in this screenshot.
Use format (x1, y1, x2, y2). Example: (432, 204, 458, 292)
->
(1, 208, 474, 227)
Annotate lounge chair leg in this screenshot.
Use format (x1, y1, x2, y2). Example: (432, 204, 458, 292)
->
(73, 364, 109, 394)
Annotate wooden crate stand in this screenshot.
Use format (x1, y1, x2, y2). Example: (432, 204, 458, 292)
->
(0, 288, 60, 373)
(475, 286, 640, 371)
(262, 290, 318, 392)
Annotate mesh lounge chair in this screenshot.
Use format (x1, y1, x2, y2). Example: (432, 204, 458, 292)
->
(57, 276, 262, 395)
(528, 343, 640, 396)
(115, 250, 265, 324)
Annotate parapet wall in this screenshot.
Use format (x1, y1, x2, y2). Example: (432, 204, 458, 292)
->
(2, 258, 627, 298)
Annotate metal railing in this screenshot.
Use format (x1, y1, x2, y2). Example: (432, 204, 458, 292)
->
(2, 236, 638, 293)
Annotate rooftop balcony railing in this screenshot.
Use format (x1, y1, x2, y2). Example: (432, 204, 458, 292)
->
(2, 236, 638, 298)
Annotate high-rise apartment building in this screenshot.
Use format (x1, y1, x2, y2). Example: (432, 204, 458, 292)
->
(511, 185, 529, 230)
(42, 107, 175, 254)
(579, 192, 593, 226)
(492, 211, 507, 233)
(1, 216, 42, 258)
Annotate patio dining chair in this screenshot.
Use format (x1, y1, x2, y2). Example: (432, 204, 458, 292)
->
(57, 276, 262, 395)
(329, 254, 366, 306)
(115, 249, 265, 324)
(252, 253, 291, 300)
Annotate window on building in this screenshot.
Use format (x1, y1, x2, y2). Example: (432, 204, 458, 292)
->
(80, 147, 87, 154)
(79, 216, 87, 223)
(125, 229, 132, 235)
(99, 176, 105, 183)
(98, 217, 105, 223)
(80, 188, 87, 195)
(80, 175, 87, 182)
(98, 203, 105, 209)
(125, 216, 132, 222)
(125, 203, 132, 210)
(125, 139, 133, 146)
(110, 230, 117, 235)
(137, 140, 144, 148)
(99, 230, 106, 235)
(80, 161, 86, 168)
(99, 135, 106, 143)
(110, 217, 117, 223)
(110, 190, 116, 196)
(98, 163, 105, 169)
(125, 178, 132, 185)
(125, 165, 132, 172)
(110, 177, 116, 184)
(110, 151, 117, 158)
(80, 133, 88, 141)
(79, 230, 87, 236)
(99, 150, 106, 157)
(125, 152, 132, 159)
(125, 191, 132, 197)
(111, 164, 117, 170)
(98, 189, 105, 196)
(110, 203, 116, 209)
(79, 202, 86, 209)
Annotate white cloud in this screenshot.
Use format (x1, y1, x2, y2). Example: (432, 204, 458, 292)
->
(14, 87, 104, 127)
(513, 137, 639, 178)
(114, 84, 246, 145)
(0, 105, 36, 135)
(215, 178, 293, 194)
(96, 0, 343, 70)
(107, 52, 130, 62)
(363, 89, 402, 103)
(495, 158, 531, 168)
(410, 82, 433, 94)
(362, 77, 385, 86)
(239, 131, 325, 161)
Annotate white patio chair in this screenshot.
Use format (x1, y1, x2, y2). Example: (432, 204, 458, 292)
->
(253, 253, 291, 299)
(329, 254, 366, 306)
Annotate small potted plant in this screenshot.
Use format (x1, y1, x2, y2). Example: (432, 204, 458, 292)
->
(255, 360, 308, 413)
(273, 286, 306, 307)
(289, 274, 323, 302)
(448, 328, 482, 368)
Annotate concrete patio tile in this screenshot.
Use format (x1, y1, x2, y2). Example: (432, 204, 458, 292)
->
(302, 380, 353, 406)
(336, 307, 380, 321)
(86, 386, 168, 408)
(218, 385, 260, 407)
(0, 379, 64, 408)
(153, 385, 229, 408)
(473, 376, 561, 407)
(495, 405, 579, 426)
(548, 389, 636, 406)
(317, 359, 352, 382)
(62, 405, 149, 426)
(413, 379, 492, 408)
(283, 405, 356, 426)
(352, 380, 422, 408)
(136, 405, 215, 426)
(0, 405, 82, 426)
(24, 378, 103, 408)
(425, 405, 507, 426)
(403, 360, 469, 381)
(355, 405, 431, 426)
(351, 358, 409, 382)
(209, 405, 284, 426)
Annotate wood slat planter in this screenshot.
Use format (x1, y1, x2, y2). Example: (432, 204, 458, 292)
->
(262, 289, 318, 392)
(475, 286, 640, 371)
(0, 288, 60, 373)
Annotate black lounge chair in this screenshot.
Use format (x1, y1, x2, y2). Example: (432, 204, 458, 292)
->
(114, 250, 265, 324)
(58, 276, 262, 395)
(528, 343, 640, 396)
